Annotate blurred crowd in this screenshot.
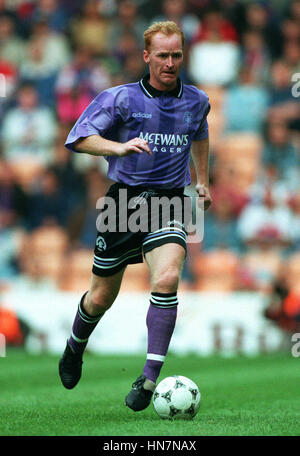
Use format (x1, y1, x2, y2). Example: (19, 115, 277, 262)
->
(0, 0, 300, 328)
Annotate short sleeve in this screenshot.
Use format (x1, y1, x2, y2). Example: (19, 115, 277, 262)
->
(193, 99, 210, 141)
(64, 91, 115, 153)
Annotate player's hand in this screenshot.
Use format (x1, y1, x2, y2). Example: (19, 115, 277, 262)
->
(195, 184, 212, 210)
(117, 138, 152, 157)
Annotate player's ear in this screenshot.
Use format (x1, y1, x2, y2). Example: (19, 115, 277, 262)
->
(143, 49, 150, 64)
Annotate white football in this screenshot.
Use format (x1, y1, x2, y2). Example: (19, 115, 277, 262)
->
(153, 375, 201, 420)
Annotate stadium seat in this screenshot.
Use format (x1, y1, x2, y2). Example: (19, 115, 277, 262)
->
(199, 86, 225, 112)
(177, 279, 195, 291)
(192, 249, 240, 291)
(10, 159, 45, 190)
(213, 158, 259, 193)
(59, 249, 93, 292)
(213, 133, 263, 192)
(239, 248, 282, 293)
(198, 85, 225, 149)
(207, 110, 225, 149)
(120, 262, 151, 291)
(30, 225, 69, 256)
(23, 226, 69, 283)
(215, 133, 263, 159)
(18, 245, 59, 283)
(284, 253, 300, 294)
(60, 253, 151, 292)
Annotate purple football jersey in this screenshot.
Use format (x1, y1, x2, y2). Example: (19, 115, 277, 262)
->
(65, 76, 210, 188)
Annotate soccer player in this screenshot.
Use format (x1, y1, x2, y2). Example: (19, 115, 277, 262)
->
(59, 21, 212, 412)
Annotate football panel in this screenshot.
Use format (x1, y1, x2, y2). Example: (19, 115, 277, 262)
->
(169, 389, 193, 410)
(184, 403, 197, 419)
(178, 376, 199, 391)
(193, 390, 201, 408)
(153, 396, 172, 419)
(177, 376, 201, 408)
(155, 376, 177, 394)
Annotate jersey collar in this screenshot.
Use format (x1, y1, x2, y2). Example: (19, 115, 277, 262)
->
(139, 74, 183, 99)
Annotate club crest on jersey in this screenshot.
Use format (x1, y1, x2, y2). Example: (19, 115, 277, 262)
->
(96, 235, 107, 252)
(183, 111, 193, 126)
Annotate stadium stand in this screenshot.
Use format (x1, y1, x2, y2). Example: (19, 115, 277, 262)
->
(0, 0, 299, 305)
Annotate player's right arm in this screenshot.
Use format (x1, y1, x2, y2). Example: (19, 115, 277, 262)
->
(65, 87, 151, 157)
(74, 135, 151, 157)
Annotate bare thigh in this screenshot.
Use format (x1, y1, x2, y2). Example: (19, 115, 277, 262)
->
(144, 243, 186, 293)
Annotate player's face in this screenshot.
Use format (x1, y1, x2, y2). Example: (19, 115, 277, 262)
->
(143, 32, 183, 91)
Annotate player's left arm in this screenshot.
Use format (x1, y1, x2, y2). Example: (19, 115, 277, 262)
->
(191, 137, 212, 211)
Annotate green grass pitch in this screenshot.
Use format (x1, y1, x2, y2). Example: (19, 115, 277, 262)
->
(0, 349, 299, 436)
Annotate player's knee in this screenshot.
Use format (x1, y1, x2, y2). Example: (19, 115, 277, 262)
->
(86, 289, 114, 314)
(152, 268, 180, 293)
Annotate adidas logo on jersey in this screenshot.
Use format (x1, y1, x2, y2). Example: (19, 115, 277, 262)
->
(132, 112, 152, 119)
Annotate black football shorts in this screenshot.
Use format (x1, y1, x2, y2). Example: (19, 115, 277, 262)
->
(92, 182, 192, 277)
